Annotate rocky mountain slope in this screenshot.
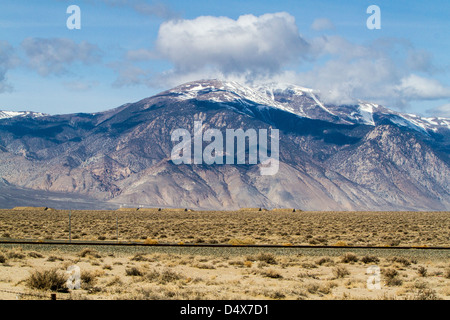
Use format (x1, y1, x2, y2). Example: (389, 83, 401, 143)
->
(0, 79, 448, 210)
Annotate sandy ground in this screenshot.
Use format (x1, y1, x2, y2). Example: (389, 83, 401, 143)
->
(0, 245, 448, 300)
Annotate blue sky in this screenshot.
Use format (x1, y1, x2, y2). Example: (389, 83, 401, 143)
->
(0, 0, 449, 117)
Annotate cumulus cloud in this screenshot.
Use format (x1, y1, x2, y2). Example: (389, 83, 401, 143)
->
(297, 57, 398, 105)
(311, 18, 335, 31)
(290, 36, 450, 108)
(21, 37, 101, 76)
(396, 74, 450, 100)
(156, 12, 309, 80)
(110, 12, 450, 111)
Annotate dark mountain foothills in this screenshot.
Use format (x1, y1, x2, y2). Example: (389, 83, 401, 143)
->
(0, 79, 449, 210)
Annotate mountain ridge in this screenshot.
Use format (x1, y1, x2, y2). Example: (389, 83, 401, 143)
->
(0, 79, 448, 210)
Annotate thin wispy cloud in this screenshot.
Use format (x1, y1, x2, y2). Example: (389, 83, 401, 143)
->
(0, 41, 20, 93)
(311, 18, 335, 31)
(21, 38, 102, 77)
(109, 61, 152, 87)
(89, 0, 178, 19)
(63, 80, 98, 92)
(427, 103, 450, 118)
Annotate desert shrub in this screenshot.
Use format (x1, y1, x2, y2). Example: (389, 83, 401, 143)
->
(317, 283, 333, 295)
(333, 266, 350, 278)
(144, 269, 183, 284)
(81, 270, 98, 286)
(195, 263, 216, 269)
(445, 267, 450, 279)
(384, 268, 398, 278)
(145, 270, 161, 282)
(47, 255, 64, 262)
(270, 291, 286, 299)
(26, 269, 68, 292)
(389, 240, 401, 247)
(306, 283, 320, 294)
(261, 269, 283, 279)
(384, 268, 403, 286)
(7, 249, 25, 260)
(160, 269, 183, 283)
(131, 253, 148, 261)
(78, 248, 101, 259)
(332, 241, 348, 246)
(28, 252, 43, 258)
(361, 255, 380, 264)
(389, 256, 411, 267)
(228, 238, 255, 245)
(340, 253, 358, 263)
(257, 261, 268, 268)
(125, 267, 144, 277)
(256, 252, 277, 265)
(0, 254, 6, 263)
(387, 277, 403, 286)
(144, 238, 158, 245)
(315, 257, 333, 266)
(417, 266, 427, 277)
(414, 288, 440, 300)
(106, 276, 123, 287)
(301, 262, 318, 269)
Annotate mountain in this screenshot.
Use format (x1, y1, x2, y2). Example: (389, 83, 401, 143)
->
(0, 79, 449, 210)
(0, 110, 48, 120)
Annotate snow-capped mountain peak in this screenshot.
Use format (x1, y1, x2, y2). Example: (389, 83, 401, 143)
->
(0, 110, 48, 120)
(161, 79, 296, 114)
(158, 79, 449, 134)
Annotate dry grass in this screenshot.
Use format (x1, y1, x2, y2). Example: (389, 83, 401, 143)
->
(0, 209, 448, 247)
(25, 269, 68, 292)
(0, 209, 448, 300)
(0, 245, 448, 300)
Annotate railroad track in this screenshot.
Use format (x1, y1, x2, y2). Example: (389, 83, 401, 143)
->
(0, 239, 448, 250)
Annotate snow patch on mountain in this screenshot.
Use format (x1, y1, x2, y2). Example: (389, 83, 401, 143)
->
(162, 79, 450, 134)
(0, 111, 48, 120)
(166, 79, 296, 115)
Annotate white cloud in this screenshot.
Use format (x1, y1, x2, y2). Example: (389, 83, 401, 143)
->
(290, 36, 450, 108)
(311, 18, 335, 31)
(396, 74, 450, 100)
(0, 41, 19, 93)
(426, 103, 450, 118)
(156, 12, 309, 79)
(297, 56, 399, 105)
(21, 38, 101, 76)
(110, 12, 450, 111)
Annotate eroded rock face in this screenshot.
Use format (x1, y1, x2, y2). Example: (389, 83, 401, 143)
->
(0, 79, 448, 210)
